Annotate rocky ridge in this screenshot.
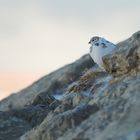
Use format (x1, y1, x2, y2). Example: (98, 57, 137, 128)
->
(0, 31, 140, 140)
(0, 54, 94, 111)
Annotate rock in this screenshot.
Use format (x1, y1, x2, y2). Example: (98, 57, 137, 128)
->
(57, 75, 140, 140)
(1, 31, 140, 140)
(0, 111, 31, 140)
(20, 104, 99, 140)
(72, 92, 92, 106)
(32, 91, 55, 106)
(103, 31, 140, 77)
(12, 105, 51, 127)
(0, 104, 52, 140)
(0, 54, 94, 111)
(67, 67, 108, 93)
(54, 102, 73, 114)
(49, 100, 61, 110)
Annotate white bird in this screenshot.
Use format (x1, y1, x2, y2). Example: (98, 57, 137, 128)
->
(88, 36, 116, 70)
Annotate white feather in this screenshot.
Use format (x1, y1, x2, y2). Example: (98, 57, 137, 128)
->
(89, 37, 116, 69)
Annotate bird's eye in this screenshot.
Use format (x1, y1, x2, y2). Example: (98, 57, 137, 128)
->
(92, 38, 98, 42)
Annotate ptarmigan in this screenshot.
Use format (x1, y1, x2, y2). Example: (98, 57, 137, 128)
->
(89, 36, 116, 70)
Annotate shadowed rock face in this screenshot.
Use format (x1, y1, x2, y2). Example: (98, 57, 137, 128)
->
(1, 31, 140, 140)
(0, 95, 59, 140)
(0, 111, 31, 140)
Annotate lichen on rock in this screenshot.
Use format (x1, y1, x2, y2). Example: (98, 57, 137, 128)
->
(103, 31, 140, 77)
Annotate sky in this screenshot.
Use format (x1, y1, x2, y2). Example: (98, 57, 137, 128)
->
(0, 0, 140, 100)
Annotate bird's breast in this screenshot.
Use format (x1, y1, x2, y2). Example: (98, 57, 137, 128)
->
(90, 46, 104, 58)
(89, 45, 114, 68)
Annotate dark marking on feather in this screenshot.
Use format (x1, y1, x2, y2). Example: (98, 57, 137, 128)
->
(101, 43, 107, 48)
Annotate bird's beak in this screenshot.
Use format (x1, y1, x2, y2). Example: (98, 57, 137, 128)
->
(88, 41, 91, 44)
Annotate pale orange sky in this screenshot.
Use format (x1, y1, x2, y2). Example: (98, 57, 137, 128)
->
(0, 0, 140, 100)
(0, 72, 43, 100)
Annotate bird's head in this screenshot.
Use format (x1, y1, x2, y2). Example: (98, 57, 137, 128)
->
(88, 36, 100, 46)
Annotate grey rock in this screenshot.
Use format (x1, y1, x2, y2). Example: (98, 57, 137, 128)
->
(0, 54, 94, 111)
(103, 31, 140, 77)
(12, 105, 51, 127)
(1, 31, 140, 140)
(67, 67, 107, 93)
(32, 91, 55, 106)
(0, 111, 31, 140)
(57, 75, 140, 140)
(0, 104, 52, 140)
(54, 102, 73, 114)
(49, 100, 61, 110)
(20, 104, 99, 140)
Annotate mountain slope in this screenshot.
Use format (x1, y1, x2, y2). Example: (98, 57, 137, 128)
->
(0, 55, 94, 111)
(0, 31, 140, 140)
